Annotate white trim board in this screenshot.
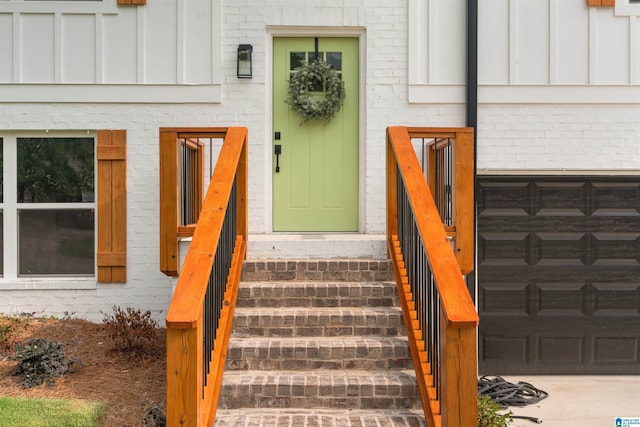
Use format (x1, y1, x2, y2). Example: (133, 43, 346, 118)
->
(0, 84, 223, 103)
(478, 169, 640, 176)
(409, 84, 640, 104)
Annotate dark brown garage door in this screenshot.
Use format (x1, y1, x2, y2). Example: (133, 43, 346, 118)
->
(478, 176, 640, 374)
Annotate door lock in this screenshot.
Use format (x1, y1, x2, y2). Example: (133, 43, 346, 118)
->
(274, 144, 282, 173)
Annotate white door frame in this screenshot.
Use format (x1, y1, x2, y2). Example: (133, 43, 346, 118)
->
(265, 26, 367, 233)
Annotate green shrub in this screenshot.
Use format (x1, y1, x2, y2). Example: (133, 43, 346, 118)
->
(10, 338, 75, 388)
(478, 394, 512, 427)
(102, 306, 159, 356)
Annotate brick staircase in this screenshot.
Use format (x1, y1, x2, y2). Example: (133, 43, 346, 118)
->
(215, 259, 425, 426)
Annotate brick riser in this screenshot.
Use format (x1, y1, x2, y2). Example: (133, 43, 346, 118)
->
(236, 282, 400, 308)
(241, 259, 395, 283)
(215, 409, 426, 426)
(226, 336, 414, 371)
(216, 260, 425, 426)
(220, 370, 419, 410)
(231, 307, 405, 338)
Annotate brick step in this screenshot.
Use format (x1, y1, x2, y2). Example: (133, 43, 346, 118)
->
(218, 370, 421, 410)
(214, 408, 426, 427)
(241, 259, 394, 282)
(226, 336, 413, 371)
(236, 281, 400, 308)
(231, 307, 405, 338)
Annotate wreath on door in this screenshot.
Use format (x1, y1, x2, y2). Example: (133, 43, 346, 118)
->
(286, 59, 346, 124)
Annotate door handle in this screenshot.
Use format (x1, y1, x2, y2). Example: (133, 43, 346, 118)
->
(274, 144, 282, 173)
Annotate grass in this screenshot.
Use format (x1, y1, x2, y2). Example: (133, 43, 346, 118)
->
(0, 397, 105, 427)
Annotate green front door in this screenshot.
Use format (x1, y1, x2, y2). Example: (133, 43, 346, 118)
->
(273, 37, 359, 231)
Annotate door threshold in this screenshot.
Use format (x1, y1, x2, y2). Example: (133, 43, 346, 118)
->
(247, 233, 386, 259)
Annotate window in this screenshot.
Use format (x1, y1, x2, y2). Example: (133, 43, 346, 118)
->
(1, 135, 94, 278)
(0, 131, 126, 283)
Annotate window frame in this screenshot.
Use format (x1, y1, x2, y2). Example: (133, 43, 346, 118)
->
(1, 131, 97, 280)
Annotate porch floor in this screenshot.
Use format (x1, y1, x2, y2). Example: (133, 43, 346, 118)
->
(505, 375, 640, 426)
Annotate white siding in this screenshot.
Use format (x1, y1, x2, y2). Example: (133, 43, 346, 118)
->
(555, 0, 589, 84)
(478, 0, 509, 84)
(513, 0, 550, 84)
(0, 14, 11, 82)
(103, 9, 137, 83)
(409, 0, 640, 103)
(0, 0, 222, 101)
(62, 14, 96, 83)
(595, 9, 630, 84)
(21, 14, 55, 83)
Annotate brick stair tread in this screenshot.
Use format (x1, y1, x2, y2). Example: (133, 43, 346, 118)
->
(237, 281, 399, 308)
(239, 280, 397, 289)
(226, 336, 413, 370)
(233, 306, 403, 316)
(214, 408, 426, 426)
(219, 370, 420, 410)
(240, 280, 396, 286)
(228, 335, 409, 349)
(231, 307, 405, 337)
(221, 369, 419, 385)
(227, 336, 409, 359)
(241, 259, 395, 283)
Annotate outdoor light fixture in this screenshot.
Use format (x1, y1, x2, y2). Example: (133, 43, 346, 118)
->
(237, 44, 253, 78)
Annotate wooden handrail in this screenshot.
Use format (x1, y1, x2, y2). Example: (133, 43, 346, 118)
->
(387, 126, 478, 427)
(165, 127, 248, 426)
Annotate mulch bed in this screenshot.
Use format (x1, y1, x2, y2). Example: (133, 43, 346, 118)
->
(0, 316, 166, 427)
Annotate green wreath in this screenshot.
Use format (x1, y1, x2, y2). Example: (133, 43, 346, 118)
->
(286, 59, 346, 124)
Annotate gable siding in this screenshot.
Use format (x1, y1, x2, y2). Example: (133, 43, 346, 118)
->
(409, 0, 640, 102)
(0, 0, 222, 102)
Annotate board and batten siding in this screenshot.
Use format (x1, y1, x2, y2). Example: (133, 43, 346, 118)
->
(409, 0, 640, 103)
(0, 0, 222, 102)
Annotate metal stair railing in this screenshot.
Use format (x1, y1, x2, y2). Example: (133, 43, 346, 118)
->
(386, 126, 479, 427)
(165, 127, 248, 427)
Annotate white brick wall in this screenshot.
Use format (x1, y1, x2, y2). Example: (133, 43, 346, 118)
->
(1, 1, 637, 321)
(478, 104, 640, 171)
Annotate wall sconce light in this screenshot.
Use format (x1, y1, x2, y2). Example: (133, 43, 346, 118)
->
(237, 44, 253, 79)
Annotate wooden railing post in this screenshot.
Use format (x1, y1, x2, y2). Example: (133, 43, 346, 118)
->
(235, 129, 249, 247)
(427, 143, 436, 201)
(166, 326, 201, 427)
(386, 129, 398, 245)
(440, 313, 478, 427)
(159, 129, 180, 277)
(453, 129, 474, 275)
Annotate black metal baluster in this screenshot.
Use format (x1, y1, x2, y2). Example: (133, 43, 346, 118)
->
(202, 176, 238, 397)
